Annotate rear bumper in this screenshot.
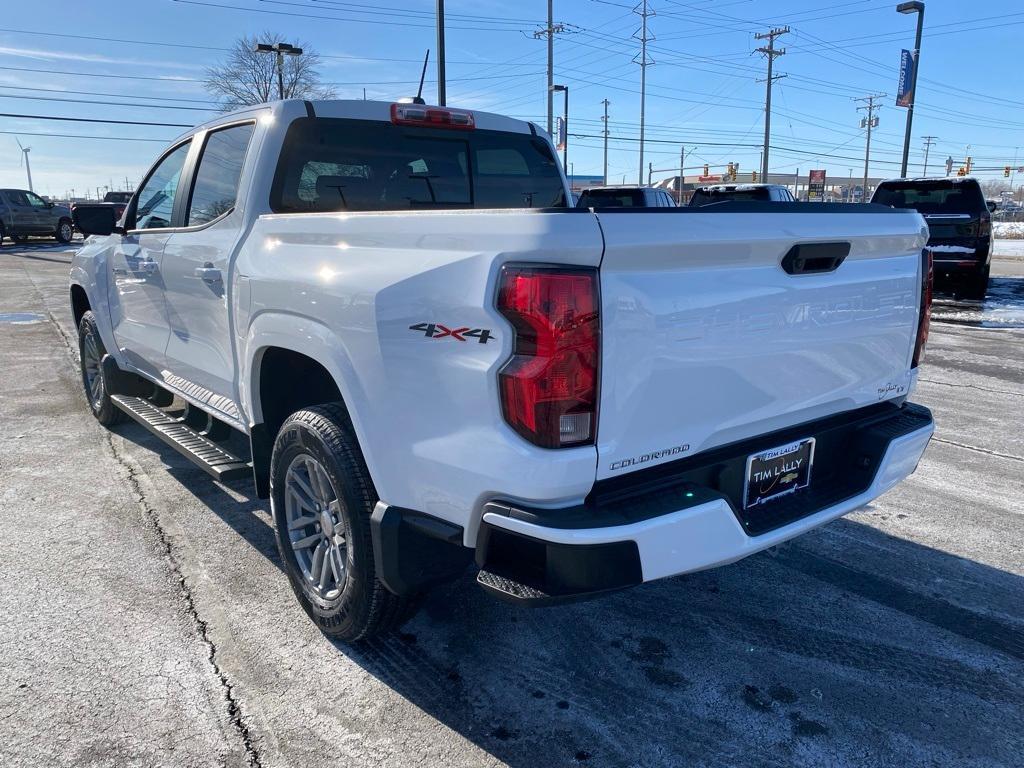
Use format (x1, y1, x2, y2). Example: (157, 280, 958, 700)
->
(476, 402, 933, 602)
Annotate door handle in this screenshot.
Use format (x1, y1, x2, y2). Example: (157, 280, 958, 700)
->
(194, 265, 222, 283)
(138, 259, 160, 275)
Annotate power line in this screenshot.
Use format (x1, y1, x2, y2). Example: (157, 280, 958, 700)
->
(0, 113, 191, 128)
(0, 130, 171, 143)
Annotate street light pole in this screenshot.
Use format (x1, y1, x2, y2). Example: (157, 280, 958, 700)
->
(254, 42, 303, 100)
(897, 1, 925, 177)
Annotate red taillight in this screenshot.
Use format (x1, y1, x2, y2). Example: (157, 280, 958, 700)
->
(390, 103, 475, 130)
(497, 266, 599, 448)
(912, 248, 933, 368)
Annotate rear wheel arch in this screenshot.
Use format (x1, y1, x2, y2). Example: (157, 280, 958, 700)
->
(70, 284, 91, 327)
(254, 346, 346, 440)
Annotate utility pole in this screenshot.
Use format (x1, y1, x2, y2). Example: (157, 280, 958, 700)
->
(1011, 146, 1020, 199)
(634, 0, 654, 186)
(436, 0, 446, 105)
(601, 98, 610, 186)
(921, 135, 937, 176)
(648, 162, 653, 186)
(755, 26, 788, 182)
(857, 94, 885, 202)
(678, 145, 685, 204)
(534, 2, 565, 136)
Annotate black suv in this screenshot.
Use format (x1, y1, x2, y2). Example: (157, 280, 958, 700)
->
(871, 178, 992, 299)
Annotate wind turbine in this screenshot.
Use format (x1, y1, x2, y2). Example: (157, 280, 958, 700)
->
(15, 138, 33, 192)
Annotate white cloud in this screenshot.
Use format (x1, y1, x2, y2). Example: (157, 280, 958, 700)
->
(0, 45, 207, 72)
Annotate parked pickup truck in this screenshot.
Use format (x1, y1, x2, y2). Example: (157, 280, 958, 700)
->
(72, 100, 935, 641)
(71, 190, 133, 234)
(0, 188, 74, 244)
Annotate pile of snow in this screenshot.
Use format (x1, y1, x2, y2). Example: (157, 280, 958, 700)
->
(994, 222, 1024, 239)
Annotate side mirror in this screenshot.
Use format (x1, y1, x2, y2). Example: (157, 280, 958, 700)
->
(74, 206, 119, 237)
(46, 201, 55, 209)
(986, 201, 998, 213)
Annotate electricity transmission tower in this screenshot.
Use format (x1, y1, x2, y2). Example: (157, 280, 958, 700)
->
(755, 26, 788, 182)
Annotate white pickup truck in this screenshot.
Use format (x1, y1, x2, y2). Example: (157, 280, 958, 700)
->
(72, 99, 935, 641)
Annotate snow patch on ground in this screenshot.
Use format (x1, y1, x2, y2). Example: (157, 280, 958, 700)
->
(994, 222, 1024, 239)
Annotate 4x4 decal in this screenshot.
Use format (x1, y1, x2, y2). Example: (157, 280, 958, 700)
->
(409, 323, 493, 344)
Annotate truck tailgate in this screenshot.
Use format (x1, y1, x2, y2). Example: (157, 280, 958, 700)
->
(594, 208, 926, 480)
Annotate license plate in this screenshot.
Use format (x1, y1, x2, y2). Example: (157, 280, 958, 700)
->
(743, 438, 815, 509)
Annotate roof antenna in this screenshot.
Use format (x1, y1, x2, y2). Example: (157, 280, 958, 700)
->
(414, 49, 429, 104)
(399, 50, 430, 105)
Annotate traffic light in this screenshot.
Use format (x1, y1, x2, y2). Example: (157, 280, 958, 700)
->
(1005, 166, 1012, 178)
(752, 171, 758, 182)
(703, 163, 709, 176)
(966, 156, 973, 173)
(957, 166, 967, 177)
(727, 162, 735, 180)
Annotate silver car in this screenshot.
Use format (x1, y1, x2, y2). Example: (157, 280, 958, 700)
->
(0, 188, 74, 244)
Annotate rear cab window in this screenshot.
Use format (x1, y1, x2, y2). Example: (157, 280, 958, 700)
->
(871, 180, 986, 215)
(577, 189, 645, 208)
(689, 187, 772, 206)
(270, 118, 566, 212)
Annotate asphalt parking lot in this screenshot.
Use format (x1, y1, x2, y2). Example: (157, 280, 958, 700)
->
(1, 239, 1022, 768)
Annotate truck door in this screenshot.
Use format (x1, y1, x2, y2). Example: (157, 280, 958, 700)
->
(107, 140, 192, 378)
(24, 191, 55, 233)
(2, 190, 36, 235)
(161, 122, 255, 420)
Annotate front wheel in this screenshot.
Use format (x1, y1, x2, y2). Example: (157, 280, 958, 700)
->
(78, 311, 127, 426)
(270, 404, 420, 641)
(56, 218, 74, 244)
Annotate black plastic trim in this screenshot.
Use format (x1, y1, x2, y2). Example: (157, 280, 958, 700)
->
(249, 423, 272, 498)
(781, 242, 850, 274)
(100, 354, 156, 397)
(487, 401, 933, 537)
(303, 100, 316, 118)
(475, 522, 642, 602)
(371, 505, 473, 595)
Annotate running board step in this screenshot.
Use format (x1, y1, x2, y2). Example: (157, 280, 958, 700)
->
(110, 395, 251, 481)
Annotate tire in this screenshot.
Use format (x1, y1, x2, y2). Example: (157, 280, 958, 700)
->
(961, 266, 990, 301)
(270, 404, 421, 641)
(56, 218, 74, 244)
(77, 311, 127, 426)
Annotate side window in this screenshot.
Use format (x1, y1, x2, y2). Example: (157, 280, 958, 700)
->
(6, 190, 29, 206)
(26, 192, 48, 208)
(187, 123, 255, 226)
(134, 141, 191, 230)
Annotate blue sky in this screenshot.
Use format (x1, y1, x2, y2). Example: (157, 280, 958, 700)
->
(0, 0, 1022, 198)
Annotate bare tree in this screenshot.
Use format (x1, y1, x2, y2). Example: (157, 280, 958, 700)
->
(204, 32, 336, 111)
(979, 179, 1011, 199)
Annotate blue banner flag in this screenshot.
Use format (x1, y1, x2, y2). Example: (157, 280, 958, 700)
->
(896, 49, 917, 108)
